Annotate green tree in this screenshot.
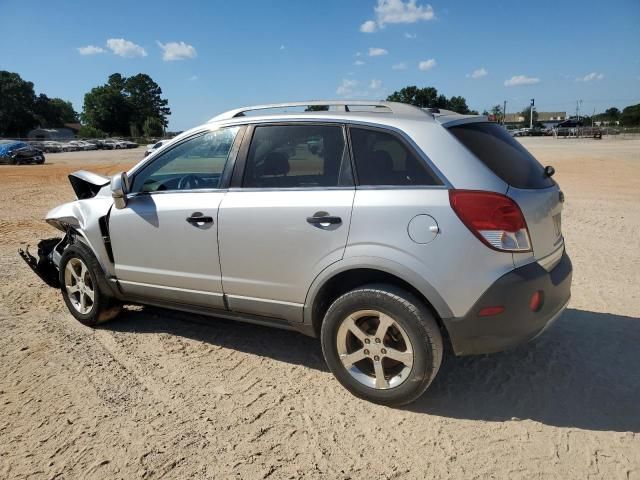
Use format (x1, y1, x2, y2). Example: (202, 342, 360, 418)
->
(143, 116, 164, 137)
(0, 71, 37, 136)
(604, 107, 621, 120)
(386, 86, 438, 108)
(124, 74, 171, 132)
(620, 104, 640, 126)
(34, 94, 79, 127)
(82, 84, 132, 135)
(78, 125, 106, 138)
(386, 85, 473, 114)
(81, 73, 170, 136)
(520, 106, 538, 127)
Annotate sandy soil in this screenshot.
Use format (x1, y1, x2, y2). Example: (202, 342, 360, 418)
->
(1, 139, 639, 479)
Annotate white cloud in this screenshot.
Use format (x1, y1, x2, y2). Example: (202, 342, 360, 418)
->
(504, 75, 541, 86)
(369, 79, 382, 89)
(577, 72, 604, 82)
(369, 47, 388, 56)
(392, 62, 407, 70)
(360, 20, 377, 33)
(106, 38, 147, 58)
(157, 41, 197, 61)
(337, 79, 359, 96)
(77, 45, 105, 55)
(404, 32, 417, 39)
(189, 75, 198, 81)
(354, 60, 366, 66)
(280, 45, 286, 50)
(467, 67, 488, 79)
(360, 0, 435, 32)
(418, 59, 437, 71)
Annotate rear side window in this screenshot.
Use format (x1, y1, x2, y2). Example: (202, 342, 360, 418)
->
(448, 122, 554, 189)
(243, 125, 350, 188)
(349, 128, 441, 186)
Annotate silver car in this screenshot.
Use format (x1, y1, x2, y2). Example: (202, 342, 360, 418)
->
(21, 101, 572, 406)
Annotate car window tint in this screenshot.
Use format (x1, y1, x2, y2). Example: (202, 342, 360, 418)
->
(131, 127, 239, 193)
(243, 125, 350, 188)
(448, 122, 554, 189)
(349, 128, 441, 186)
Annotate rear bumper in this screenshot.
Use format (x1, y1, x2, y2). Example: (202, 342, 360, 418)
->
(443, 251, 572, 355)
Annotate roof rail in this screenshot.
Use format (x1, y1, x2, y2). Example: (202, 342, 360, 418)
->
(209, 100, 426, 122)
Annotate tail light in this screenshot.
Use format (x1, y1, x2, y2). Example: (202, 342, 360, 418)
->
(449, 190, 532, 252)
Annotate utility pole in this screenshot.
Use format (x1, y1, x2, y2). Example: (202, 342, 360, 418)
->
(503, 100, 507, 125)
(530, 98, 535, 129)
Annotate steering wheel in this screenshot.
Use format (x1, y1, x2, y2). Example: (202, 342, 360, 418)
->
(177, 174, 203, 190)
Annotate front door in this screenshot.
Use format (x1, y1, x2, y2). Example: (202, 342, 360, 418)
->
(218, 123, 355, 322)
(109, 126, 242, 308)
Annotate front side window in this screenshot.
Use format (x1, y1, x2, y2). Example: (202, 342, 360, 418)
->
(242, 125, 350, 188)
(131, 127, 240, 193)
(349, 127, 441, 186)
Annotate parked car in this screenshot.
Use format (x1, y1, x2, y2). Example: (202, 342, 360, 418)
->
(0, 141, 45, 164)
(41, 141, 65, 153)
(123, 140, 138, 149)
(144, 139, 170, 156)
(20, 101, 571, 406)
(102, 140, 121, 150)
(85, 139, 107, 149)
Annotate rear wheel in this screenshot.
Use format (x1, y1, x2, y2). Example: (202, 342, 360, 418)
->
(321, 284, 443, 406)
(59, 243, 121, 326)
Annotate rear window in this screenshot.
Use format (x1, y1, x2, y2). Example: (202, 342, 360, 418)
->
(448, 122, 555, 189)
(349, 127, 441, 186)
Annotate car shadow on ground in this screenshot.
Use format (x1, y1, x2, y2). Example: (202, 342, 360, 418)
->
(103, 306, 328, 372)
(103, 307, 639, 432)
(410, 308, 640, 432)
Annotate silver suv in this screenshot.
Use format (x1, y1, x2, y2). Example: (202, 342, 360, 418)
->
(21, 101, 572, 406)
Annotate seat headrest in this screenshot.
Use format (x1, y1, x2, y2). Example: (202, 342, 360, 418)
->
(263, 151, 290, 176)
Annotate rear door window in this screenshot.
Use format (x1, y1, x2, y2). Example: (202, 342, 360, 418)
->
(349, 127, 441, 186)
(448, 122, 555, 189)
(242, 124, 351, 188)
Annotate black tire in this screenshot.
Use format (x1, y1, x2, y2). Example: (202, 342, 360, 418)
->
(59, 242, 121, 326)
(321, 284, 443, 406)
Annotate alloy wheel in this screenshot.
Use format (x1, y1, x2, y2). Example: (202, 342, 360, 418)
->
(64, 258, 95, 315)
(336, 310, 414, 390)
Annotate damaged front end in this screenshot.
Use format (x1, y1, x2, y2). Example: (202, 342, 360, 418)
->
(18, 237, 66, 287)
(19, 170, 114, 288)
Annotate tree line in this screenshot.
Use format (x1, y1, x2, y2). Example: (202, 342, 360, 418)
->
(0, 70, 170, 138)
(2, 72, 639, 138)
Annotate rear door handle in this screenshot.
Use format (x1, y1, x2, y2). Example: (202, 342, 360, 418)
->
(186, 215, 214, 224)
(306, 216, 342, 225)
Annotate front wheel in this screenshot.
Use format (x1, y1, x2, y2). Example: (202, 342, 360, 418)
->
(59, 243, 121, 326)
(321, 284, 443, 406)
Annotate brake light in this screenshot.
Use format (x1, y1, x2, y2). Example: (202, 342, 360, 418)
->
(449, 190, 532, 252)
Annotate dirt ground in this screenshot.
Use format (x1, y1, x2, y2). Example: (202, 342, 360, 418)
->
(1, 138, 639, 479)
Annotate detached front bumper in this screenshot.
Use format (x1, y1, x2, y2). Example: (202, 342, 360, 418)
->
(18, 237, 63, 288)
(443, 251, 572, 356)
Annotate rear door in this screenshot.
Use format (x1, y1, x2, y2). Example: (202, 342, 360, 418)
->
(218, 123, 355, 322)
(447, 122, 564, 264)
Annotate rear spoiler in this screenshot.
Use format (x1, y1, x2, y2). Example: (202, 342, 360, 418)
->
(68, 170, 110, 199)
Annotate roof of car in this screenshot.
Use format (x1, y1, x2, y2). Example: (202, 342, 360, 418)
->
(207, 100, 441, 125)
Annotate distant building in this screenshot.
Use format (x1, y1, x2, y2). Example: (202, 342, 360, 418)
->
(504, 111, 567, 127)
(27, 128, 75, 140)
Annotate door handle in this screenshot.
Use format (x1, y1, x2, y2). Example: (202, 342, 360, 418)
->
(186, 215, 214, 224)
(306, 215, 342, 225)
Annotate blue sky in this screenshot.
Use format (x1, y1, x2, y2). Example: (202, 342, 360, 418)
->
(1, 0, 639, 130)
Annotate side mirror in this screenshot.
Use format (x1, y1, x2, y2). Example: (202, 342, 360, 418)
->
(111, 172, 129, 209)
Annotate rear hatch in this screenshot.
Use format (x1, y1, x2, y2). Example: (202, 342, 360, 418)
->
(447, 121, 564, 261)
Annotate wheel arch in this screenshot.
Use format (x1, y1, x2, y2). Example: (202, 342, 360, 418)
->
(304, 257, 454, 338)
